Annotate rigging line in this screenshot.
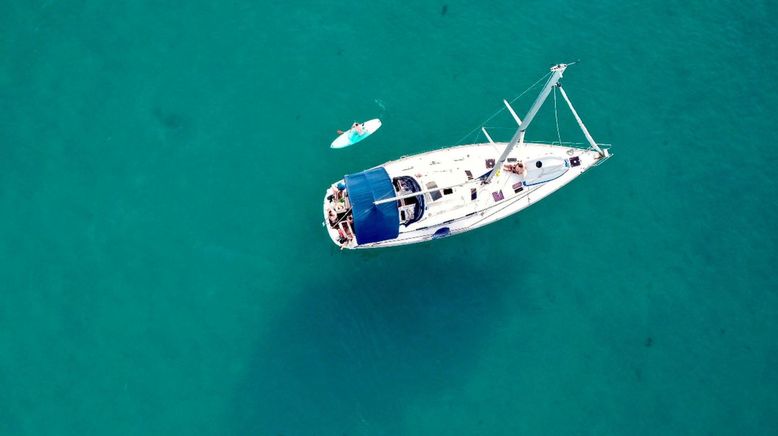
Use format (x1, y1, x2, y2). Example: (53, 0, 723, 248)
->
(452, 71, 552, 145)
(553, 87, 562, 146)
(507, 71, 552, 106)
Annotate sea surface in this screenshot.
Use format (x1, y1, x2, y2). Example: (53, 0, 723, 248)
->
(1, 1, 777, 434)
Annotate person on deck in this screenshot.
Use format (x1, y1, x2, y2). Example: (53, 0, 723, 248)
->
(327, 208, 339, 227)
(337, 216, 355, 250)
(339, 217, 354, 240)
(331, 182, 346, 202)
(504, 161, 527, 178)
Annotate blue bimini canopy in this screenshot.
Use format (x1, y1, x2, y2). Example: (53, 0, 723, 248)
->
(344, 167, 399, 244)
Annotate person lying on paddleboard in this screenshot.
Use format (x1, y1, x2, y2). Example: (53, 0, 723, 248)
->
(337, 122, 365, 136)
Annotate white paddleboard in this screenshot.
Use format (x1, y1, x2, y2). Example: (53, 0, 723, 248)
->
(330, 119, 382, 149)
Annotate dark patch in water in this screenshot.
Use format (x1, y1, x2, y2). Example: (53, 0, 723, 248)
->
(441, 4, 448, 15)
(635, 368, 643, 381)
(231, 248, 523, 434)
(644, 337, 653, 347)
(336, 48, 343, 56)
(162, 114, 183, 130)
(153, 108, 187, 132)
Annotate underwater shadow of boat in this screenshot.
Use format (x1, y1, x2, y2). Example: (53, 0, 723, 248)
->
(229, 239, 532, 434)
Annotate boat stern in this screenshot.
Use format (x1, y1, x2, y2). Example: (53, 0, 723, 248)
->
(323, 180, 357, 249)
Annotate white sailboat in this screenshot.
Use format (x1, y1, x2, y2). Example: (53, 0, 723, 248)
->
(323, 63, 611, 249)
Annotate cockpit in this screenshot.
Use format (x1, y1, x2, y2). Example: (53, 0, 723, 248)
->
(392, 176, 425, 226)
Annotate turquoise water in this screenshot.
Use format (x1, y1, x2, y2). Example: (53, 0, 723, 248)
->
(2, 1, 777, 434)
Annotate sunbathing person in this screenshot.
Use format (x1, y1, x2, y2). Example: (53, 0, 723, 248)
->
(337, 220, 355, 250)
(339, 218, 354, 240)
(503, 161, 527, 177)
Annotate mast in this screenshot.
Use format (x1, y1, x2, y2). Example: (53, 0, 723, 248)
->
(557, 84, 604, 157)
(483, 63, 568, 184)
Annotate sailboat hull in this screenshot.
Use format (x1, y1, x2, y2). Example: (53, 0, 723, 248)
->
(323, 142, 608, 249)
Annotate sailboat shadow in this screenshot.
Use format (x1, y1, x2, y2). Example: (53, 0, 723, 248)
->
(230, 239, 528, 435)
